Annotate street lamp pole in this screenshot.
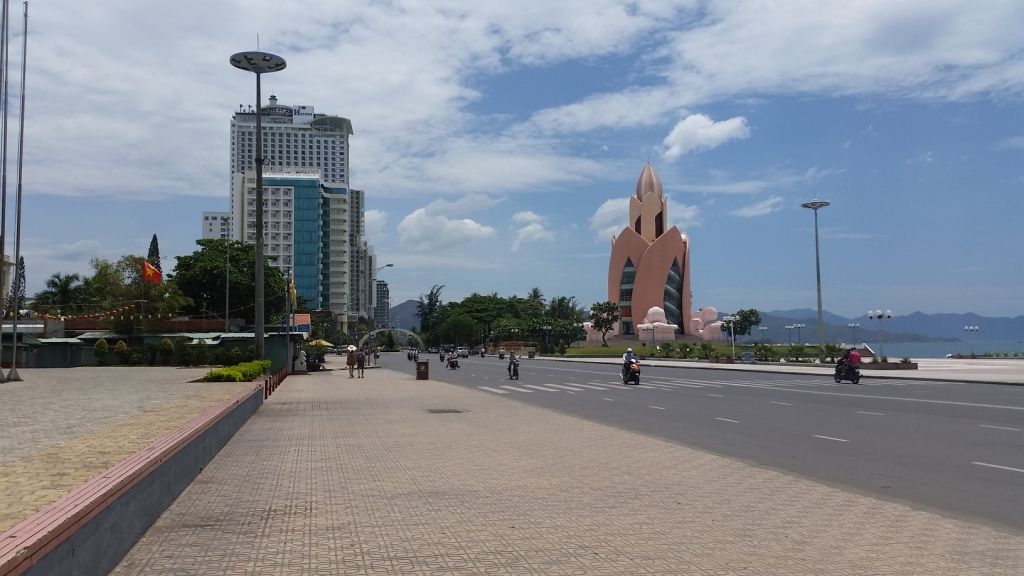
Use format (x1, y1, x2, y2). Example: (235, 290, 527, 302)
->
(785, 324, 794, 345)
(794, 323, 805, 344)
(868, 309, 891, 360)
(802, 200, 830, 353)
(723, 315, 737, 358)
(964, 325, 979, 356)
(231, 50, 286, 360)
(848, 323, 859, 345)
(757, 325, 768, 344)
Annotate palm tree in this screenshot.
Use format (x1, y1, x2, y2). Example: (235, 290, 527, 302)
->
(416, 284, 445, 332)
(32, 272, 84, 314)
(527, 287, 545, 305)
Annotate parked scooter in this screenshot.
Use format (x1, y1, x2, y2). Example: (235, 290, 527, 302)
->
(833, 361, 861, 384)
(622, 358, 641, 385)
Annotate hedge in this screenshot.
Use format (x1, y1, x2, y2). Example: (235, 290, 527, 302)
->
(203, 359, 272, 382)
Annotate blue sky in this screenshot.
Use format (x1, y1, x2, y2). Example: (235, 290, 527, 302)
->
(13, 1, 1024, 318)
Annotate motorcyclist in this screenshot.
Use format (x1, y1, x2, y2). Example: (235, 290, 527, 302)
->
(837, 346, 861, 378)
(507, 350, 519, 377)
(621, 347, 637, 379)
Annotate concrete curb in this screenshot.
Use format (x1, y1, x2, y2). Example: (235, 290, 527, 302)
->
(0, 384, 264, 576)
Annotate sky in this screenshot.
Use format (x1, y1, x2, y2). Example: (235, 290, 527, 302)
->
(9, 0, 1024, 319)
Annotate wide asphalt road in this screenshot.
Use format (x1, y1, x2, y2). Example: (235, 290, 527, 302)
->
(386, 353, 1024, 534)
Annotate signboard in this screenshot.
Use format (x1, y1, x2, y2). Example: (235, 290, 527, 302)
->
(292, 105, 314, 124)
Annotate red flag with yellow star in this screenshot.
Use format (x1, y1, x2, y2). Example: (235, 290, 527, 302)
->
(142, 260, 162, 284)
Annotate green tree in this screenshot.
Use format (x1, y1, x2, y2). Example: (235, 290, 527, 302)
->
(31, 272, 85, 315)
(440, 313, 480, 346)
(147, 234, 162, 272)
(114, 340, 130, 364)
(588, 301, 620, 347)
(173, 239, 285, 324)
(725, 309, 762, 338)
(159, 338, 174, 364)
(416, 284, 445, 333)
(382, 330, 396, 350)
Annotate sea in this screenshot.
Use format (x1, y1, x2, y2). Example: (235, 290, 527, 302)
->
(859, 340, 1024, 359)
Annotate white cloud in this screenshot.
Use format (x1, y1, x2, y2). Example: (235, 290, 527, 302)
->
(364, 210, 388, 241)
(511, 211, 553, 250)
(668, 200, 701, 230)
(904, 151, 935, 164)
(994, 136, 1024, 150)
(731, 196, 784, 218)
(589, 198, 628, 242)
(672, 167, 840, 195)
(397, 204, 496, 253)
(662, 114, 750, 160)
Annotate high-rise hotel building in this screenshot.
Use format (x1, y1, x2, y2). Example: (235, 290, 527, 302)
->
(226, 96, 378, 328)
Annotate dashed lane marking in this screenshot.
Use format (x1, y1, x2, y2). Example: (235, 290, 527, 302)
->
(500, 386, 534, 393)
(544, 383, 587, 391)
(571, 383, 609, 390)
(857, 411, 885, 416)
(478, 386, 508, 394)
(715, 417, 739, 423)
(979, 424, 1021, 432)
(522, 384, 562, 392)
(648, 405, 665, 410)
(813, 435, 849, 442)
(973, 461, 1024, 474)
(770, 401, 791, 406)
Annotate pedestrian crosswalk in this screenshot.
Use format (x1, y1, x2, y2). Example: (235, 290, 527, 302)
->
(477, 374, 922, 396)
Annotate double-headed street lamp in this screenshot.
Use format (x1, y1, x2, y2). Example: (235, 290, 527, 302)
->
(964, 325, 979, 356)
(757, 325, 768, 343)
(785, 324, 795, 345)
(230, 50, 287, 359)
(801, 200, 830, 352)
(848, 323, 860, 344)
(868, 309, 892, 360)
(793, 323, 806, 344)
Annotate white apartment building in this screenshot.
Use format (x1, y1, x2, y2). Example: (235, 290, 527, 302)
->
(201, 211, 231, 239)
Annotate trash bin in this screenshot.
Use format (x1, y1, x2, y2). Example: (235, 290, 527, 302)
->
(528, 351, 536, 359)
(416, 361, 429, 380)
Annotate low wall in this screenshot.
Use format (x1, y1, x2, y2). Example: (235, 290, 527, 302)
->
(0, 384, 264, 576)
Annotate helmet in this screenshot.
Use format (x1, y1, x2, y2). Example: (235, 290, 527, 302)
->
(626, 348, 633, 353)
(847, 346, 856, 351)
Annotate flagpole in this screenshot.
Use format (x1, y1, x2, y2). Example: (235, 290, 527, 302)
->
(6, 2, 26, 381)
(0, 0, 10, 382)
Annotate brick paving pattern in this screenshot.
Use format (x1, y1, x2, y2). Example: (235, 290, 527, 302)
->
(115, 364, 1023, 575)
(0, 367, 255, 532)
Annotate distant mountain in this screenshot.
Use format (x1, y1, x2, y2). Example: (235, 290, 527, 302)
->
(389, 299, 420, 331)
(761, 309, 1024, 343)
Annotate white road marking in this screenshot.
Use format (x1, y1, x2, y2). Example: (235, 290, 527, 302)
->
(601, 397, 615, 402)
(857, 411, 885, 416)
(523, 384, 561, 392)
(771, 401, 791, 406)
(572, 383, 609, 390)
(704, 381, 1024, 411)
(707, 394, 724, 398)
(648, 405, 665, 410)
(813, 435, 849, 442)
(973, 462, 1024, 474)
(544, 383, 587, 391)
(979, 424, 1021, 432)
(656, 382, 708, 388)
(715, 417, 739, 423)
(478, 386, 508, 394)
(636, 385, 659, 389)
(501, 386, 534, 393)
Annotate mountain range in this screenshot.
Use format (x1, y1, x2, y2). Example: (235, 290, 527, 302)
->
(387, 299, 1023, 343)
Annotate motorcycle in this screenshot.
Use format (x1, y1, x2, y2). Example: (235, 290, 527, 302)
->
(507, 358, 520, 380)
(833, 361, 861, 384)
(440, 352, 446, 362)
(447, 357, 460, 370)
(622, 359, 640, 385)
(480, 349, 486, 358)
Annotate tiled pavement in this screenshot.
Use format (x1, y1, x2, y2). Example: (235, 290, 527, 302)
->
(0, 367, 255, 532)
(115, 362, 1023, 575)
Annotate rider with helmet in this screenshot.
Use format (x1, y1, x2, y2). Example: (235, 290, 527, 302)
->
(622, 347, 637, 379)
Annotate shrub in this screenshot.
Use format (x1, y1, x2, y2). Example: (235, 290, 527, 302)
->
(94, 338, 109, 366)
(229, 347, 243, 365)
(753, 344, 774, 362)
(677, 343, 693, 359)
(173, 336, 188, 365)
(901, 357, 912, 363)
(114, 340, 131, 364)
(203, 359, 272, 382)
(129, 351, 146, 366)
(195, 341, 209, 365)
(159, 338, 174, 365)
(245, 345, 256, 362)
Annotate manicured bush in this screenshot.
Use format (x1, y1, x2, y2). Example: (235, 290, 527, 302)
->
(159, 338, 174, 365)
(203, 359, 272, 382)
(94, 338, 109, 366)
(229, 347, 243, 365)
(173, 336, 188, 365)
(114, 340, 130, 364)
(195, 341, 209, 365)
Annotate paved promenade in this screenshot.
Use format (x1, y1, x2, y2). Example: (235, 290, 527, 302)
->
(0, 367, 255, 533)
(115, 358, 1023, 575)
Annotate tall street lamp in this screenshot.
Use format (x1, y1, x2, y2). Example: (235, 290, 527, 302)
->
(785, 324, 795, 345)
(801, 200, 830, 353)
(723, 315, 737, 358)
(848, 323, 860, 344)
(757, 325, 768, 344)
(868, 309, 891, 360)
(964, 325, 979, 356)
(230, 50, 286, 359)
(793, 323, 806, 344)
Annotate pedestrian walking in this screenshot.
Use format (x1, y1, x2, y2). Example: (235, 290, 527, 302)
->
(356, 348, 366, 378)
(346, 345, 357, 378)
